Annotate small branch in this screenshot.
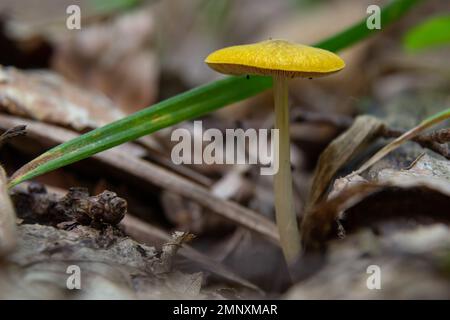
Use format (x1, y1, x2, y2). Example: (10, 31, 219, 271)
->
(294, 110, 450, 159)
(381, 127, 450, 159)
(293, 110, 353, 129)
(425, 128, 450, 144)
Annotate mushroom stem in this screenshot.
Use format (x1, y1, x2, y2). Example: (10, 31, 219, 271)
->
(273, 75, 301, 264)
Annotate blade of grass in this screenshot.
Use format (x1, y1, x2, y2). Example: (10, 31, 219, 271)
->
(354, 108, 450, 175)
(9, 0, 424, 188)
(9, 76, 271, 186)
(1, 114, 279, 243)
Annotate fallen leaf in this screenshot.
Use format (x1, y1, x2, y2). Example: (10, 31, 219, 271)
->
(301, 154, 450, 251)
(0, 66, 125, 130)
(0, 223, 206, 299)
(304, 115, 384, 212)
(287, 224, 450, 299)
(52, 7, 159, 113)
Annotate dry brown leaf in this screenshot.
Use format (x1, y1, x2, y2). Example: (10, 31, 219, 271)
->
(0, 224, 205, 299)
(52, 8, 159, 113)
(286, 224, 450, 299)
(305, 115, 384, 212)
(122, 214, 263, 293)
(0, 66, 125, 130)
(301, 154, 450, 251)
(165, 271, 204, 298)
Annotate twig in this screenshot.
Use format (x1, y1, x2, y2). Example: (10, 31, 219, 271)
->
(293, 109, 353, 129)
(381, 127, 450, 159)
(295, 110, 450, 159)
(0, 125, 26, 149)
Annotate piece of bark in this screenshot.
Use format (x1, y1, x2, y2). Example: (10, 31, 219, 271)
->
(11, 181, 263, 293)
(0, 224, 207, 299)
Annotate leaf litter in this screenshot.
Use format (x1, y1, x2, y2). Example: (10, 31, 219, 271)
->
(0, 0, 449, 299)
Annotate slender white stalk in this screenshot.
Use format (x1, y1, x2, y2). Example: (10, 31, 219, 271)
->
(273, 75, 301, 264)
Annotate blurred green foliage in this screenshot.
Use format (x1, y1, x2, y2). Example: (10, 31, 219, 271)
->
(90, 0, 141, 15)
(403, 14, 450, 52)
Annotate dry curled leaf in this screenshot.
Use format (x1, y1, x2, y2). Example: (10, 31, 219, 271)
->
(300, 115, 384, 243)
(302, 154, 450, 251)
(305, 115, 384, 212)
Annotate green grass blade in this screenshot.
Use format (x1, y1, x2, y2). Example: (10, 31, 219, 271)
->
(9, 0, 424, 188)
(9, 76, 271, 186)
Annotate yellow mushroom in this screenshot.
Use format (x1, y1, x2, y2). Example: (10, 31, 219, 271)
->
(205, 39, 345, 263)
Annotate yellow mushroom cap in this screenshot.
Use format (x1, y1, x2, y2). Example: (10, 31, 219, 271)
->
(205, 39, 345, 78)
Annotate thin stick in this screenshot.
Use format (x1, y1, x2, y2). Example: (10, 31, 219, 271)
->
(273, 76, 301, 263)
(0, 125, 26, 149)
(355, 108, 450, 175)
